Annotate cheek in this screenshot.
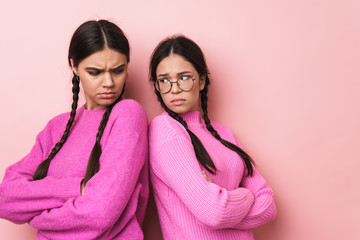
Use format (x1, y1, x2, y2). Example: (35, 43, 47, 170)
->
(79, 73, 89, 85)
(80, 78, 96, 94)
(189, 87, 200, 100)
(160, 93, 169, 104)
(160, 94, 174, 109)
(115, 75, 127, 85)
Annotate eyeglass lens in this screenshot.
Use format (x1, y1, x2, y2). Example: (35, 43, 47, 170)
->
(157, 75, 195, 93)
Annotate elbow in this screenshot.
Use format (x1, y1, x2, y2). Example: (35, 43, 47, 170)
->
(0, 206, 31, 225)
(253, 196, 277, 225)
(253, 187, 277, 224)
(0, 195, 12, 222)
(0, 203, 9, 220)
(265, 200, 277, 222)
(0, 205, 27, 225)
(259, 193, 277, 223)
(0, 190, 30, 224)
(0, 188, 7, 212)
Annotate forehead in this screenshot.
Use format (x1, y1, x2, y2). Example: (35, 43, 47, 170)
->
(156, 54, 195, 75)
(78, 47, 127, 68)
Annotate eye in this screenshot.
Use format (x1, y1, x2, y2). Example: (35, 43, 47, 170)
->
(88, 71, 100, 76)
(179, 75, 192, 81)
(112, 68, 124, 74)
(158, 78, 169, 84)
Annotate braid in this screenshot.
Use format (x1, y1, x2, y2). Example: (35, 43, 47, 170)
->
(82, 86, 125, 186)
(200, 84, 254, 176)
(155, 92, 216, 173)
(33, 74, 80, 180)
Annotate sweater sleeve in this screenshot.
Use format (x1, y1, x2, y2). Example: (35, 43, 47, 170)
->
(0, 123, 84, 224)
(28, 102, 148, 239)
(233, 166, 277, 229)
(220, 127, 277, 229)
(150, 132, 255, 230)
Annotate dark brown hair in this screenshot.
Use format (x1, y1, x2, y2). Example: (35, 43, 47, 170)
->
(33, 20, 130, 185)
(149, 35, 254, 176)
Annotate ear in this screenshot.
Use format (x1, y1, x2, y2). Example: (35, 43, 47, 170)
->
(199, 75, 206, 91)
(70, 59, 79, 75)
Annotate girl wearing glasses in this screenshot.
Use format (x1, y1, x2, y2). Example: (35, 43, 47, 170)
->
(0, 20, 148, 239)
(149, 35, 276, 239)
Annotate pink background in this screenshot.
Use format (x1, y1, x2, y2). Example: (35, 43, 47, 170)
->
(1, 0, 359, 239)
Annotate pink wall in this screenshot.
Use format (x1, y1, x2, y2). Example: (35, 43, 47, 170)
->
(1, 0, 359, 239)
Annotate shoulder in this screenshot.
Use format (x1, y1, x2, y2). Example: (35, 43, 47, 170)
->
(150, 112, 188, 137)
(110, 99, 148, 127)
(41, 110, 74, 136)
(149, 112, 172, 130)
(34, 109, 75, 144)
(46, 111, 71, 128)
(112, 99, 146, 117)
(149, 112, 189, 148)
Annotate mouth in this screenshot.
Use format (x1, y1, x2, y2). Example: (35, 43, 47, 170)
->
(171, 98, 186, 106)
(99, 92, 116, 99)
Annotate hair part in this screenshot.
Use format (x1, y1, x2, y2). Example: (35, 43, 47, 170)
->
(149, 35, 254, 177)
(33, 20, 129, 183)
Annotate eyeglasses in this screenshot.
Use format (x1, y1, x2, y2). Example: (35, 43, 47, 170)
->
(155, 74, 198, 94)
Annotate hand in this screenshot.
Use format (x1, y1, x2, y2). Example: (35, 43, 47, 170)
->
(202, 170, 213, 183)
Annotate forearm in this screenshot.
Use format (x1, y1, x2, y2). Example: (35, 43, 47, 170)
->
(233, 167, 277, 229)
(198, 183, 255, 229)
(233, 191, 276, 229)
(29, 103, 148, 235)
(29, 162, 144, 236)
(0, 175, 81, 223)
(151, 136, 256, 229)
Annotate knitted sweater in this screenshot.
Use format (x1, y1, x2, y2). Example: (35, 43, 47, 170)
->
(149, 111, 276, 240)
(0, 99, 149, 240)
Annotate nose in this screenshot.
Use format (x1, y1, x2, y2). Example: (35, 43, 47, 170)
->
(102, 72, 114, 88)
(170, 81, 182, 94)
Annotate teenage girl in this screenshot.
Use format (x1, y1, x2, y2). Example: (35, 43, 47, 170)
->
(149, 35, 276, 239)
(0, 20, 148, 240)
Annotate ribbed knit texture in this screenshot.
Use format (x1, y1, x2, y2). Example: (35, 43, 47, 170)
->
(0, 99, 149, 240)
(149, 111, 276, 240)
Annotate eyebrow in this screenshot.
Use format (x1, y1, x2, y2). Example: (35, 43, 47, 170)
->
(111, 64, 126, 70)
(157, 71, 192, 77)
(85, 64, 126, 72)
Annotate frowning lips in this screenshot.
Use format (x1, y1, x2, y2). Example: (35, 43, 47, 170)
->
(171, 98, 186, 106)
(98, 92, 116, 98)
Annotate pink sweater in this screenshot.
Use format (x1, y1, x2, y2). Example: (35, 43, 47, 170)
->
(0, 99, 149, 240)
(149, 111, 276, 240)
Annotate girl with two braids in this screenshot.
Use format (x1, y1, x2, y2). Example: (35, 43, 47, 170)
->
(0, 20, 148, 239)
(149, 36, 276, 239)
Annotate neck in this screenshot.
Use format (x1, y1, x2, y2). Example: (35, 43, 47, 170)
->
(178, 110, 202, 124)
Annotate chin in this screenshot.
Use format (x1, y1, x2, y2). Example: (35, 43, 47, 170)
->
(101, 99, 117, 106)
